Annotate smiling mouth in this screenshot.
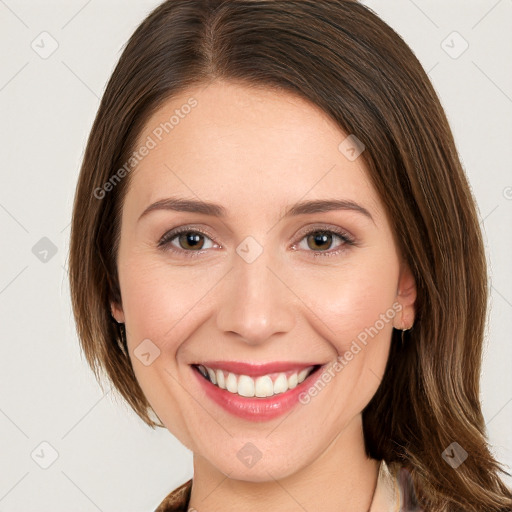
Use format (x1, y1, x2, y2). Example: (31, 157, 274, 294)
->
(192, 363, 322, 398)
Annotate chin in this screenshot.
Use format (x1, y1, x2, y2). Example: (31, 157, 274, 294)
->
(195, 436, 316, 483)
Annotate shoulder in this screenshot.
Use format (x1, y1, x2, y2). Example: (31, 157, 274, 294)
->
(154, 478, 192, 512)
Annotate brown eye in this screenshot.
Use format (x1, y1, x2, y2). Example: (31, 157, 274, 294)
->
(293, 227, 355, 257)
(158, 228, 216, 255)
(306, 231, 335, 251)
(177, 231, 205, 250)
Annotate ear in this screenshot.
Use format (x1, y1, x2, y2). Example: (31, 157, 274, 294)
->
(393, 260, 417, 330)
(110, 301, 125, 324)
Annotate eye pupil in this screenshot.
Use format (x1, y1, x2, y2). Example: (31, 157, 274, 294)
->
(307, 231, 332, 251)
(180, 232, 204, 250)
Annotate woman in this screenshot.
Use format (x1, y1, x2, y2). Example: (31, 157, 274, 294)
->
(69, 1, 512, 510)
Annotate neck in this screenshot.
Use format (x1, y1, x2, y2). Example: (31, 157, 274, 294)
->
(188, 415, 380, 512)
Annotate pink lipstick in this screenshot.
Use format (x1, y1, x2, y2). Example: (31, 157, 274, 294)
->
(191, 361, 326, 421)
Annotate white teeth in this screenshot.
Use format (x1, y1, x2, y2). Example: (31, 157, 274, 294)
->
(198, 364, 316, 398)
(297, 368, 309, 383)
(273, 373, 288, 394)
(288, 372, 298, 389)
(226, 372, 238, 393)
(206, 367, 217, 385)
(255, 375, 274, 397)
(215, 369, 225, 389)
(237, 375, 255, 397)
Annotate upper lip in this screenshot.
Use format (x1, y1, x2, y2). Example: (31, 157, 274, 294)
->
(193, 360, 323, 377)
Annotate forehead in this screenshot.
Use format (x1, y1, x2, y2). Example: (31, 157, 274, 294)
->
(125, 80, 379, 219)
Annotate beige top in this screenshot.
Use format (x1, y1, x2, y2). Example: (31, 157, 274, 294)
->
(155, 460, 410, 511)
(370, 459, 403, 511)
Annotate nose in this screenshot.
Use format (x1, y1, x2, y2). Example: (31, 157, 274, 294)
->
(215, 248, 296, 346)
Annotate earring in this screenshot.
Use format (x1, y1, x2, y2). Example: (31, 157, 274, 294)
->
(401, 324, 413, 347)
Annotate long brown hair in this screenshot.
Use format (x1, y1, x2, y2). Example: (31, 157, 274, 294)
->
(69, 1, 512, 510)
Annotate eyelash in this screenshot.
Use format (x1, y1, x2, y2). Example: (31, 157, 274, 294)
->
(157, 225, 356, 259)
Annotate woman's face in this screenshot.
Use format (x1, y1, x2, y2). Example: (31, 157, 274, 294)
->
(112, 80, 416, 480)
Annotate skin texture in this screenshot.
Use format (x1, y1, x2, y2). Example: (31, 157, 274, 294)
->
(111, 80, 416, 511)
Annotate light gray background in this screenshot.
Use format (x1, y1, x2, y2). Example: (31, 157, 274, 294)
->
(0, 1, 511, 511)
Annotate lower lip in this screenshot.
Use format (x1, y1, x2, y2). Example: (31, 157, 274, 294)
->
(191, 364, 326, 421)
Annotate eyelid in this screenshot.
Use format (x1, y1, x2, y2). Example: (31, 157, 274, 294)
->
(157, 224, 219, 248)
(292, 222, 356, 244)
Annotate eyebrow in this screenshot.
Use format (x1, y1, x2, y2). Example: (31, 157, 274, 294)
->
(138, 197, 374, 223)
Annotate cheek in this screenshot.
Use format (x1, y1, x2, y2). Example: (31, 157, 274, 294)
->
(296, 253, 399, 409)
(116, 257, 203, 447)
(118, 256, 210, 349)
(300, 252, 399, 345)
